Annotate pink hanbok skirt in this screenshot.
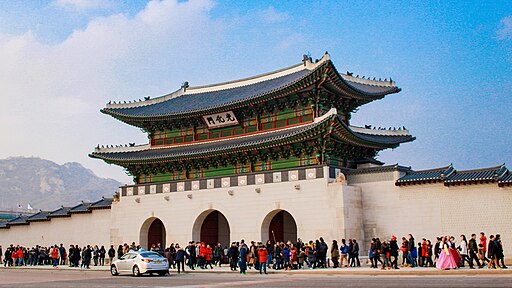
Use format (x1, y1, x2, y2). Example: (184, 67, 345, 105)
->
(436, 249, 458, 270)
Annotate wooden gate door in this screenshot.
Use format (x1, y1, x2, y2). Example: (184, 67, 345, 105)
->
(269, 211, 284, 245)
(147, 219, 164, 249)
(200, 211, 219, 246)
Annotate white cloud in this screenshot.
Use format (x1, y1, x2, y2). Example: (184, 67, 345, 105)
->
(259, 6, 289, 24)
(275, 34, 304, 51)
(0, 0, 222, 182)
(55, 0, 111, 11)
(0, 0, 304, 182)
(497, 16, 512, 40)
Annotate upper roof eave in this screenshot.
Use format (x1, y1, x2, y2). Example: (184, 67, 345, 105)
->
(100, 54, 401, 123)
(324, 60, 401, 99)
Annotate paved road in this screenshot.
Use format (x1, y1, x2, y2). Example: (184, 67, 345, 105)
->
(1, 270, 512, 288)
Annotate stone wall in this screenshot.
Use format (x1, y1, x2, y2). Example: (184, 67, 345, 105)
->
(348, 170, 512, 257)
(0, 209, 111, 248)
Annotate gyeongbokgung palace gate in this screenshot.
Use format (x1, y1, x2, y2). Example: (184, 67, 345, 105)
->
(1, 53, 511, 257)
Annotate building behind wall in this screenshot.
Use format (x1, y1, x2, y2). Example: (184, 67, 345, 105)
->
(1, 53, 510, 259)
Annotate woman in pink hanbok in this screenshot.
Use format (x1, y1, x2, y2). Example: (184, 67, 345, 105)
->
(436, 237, 458, 270)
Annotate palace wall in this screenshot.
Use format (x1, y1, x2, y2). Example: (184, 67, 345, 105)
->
(1, 165, 510, 261)
(0, 209, 111, 248)
(349, 171, 512, 258)
(109, 167, 360, 248)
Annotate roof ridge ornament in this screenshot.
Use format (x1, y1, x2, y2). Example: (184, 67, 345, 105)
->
(181, 81, 189, 92)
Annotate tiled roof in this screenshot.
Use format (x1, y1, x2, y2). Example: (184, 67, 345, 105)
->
(8, 216, 29, 226)
(498, 172, 512, 187)
(444, 164, 507, 185)
(49, 206, 72, 218)
(104, 69, 311, 118)
(0, 198, 113, 230)
(69, 202, 92, 214)
(396, 164, 511, 187)
(90, 112, 414, 164)
(27, 211, 50, 222)
(101, 53, 400, 121)
(90, 198, 113, 209)
(396, 164, 454, 185)
(342, 80, 398, 95)
(344, 164, 412, 175)
(352, 131, 414, 145)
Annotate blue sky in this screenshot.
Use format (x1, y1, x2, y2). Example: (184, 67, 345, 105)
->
(0, 0, 511, 183)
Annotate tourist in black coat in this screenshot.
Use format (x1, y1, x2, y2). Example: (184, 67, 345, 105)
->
(227, 243, 239, 271)
(494, 234, 506, 268)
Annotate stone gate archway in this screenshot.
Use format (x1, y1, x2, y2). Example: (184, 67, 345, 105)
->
(140, 217, 166, 250)
(261, 210, 297, 245)
(192, 210, 230, 247)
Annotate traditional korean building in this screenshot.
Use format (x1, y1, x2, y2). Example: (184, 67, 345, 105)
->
(88, 52, 414, 248)
(1, 53, 510, 258)
(91, 52, 412, 185)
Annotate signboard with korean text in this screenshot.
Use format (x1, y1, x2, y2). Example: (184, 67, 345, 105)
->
(202, 111, 239, 128)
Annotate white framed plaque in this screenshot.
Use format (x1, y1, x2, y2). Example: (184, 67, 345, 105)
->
(202, 111, 239, 128)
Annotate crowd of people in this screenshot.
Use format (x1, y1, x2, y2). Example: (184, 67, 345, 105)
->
(1, 244, 116, 269)
(367, 232, 507, 270)
(1, 231, 506, 273)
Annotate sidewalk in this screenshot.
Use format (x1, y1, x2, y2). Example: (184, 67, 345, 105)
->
(1, 265, 511, 276)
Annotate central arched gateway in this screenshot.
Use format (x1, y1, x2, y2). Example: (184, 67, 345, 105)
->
(192, 210, 230, 247)
(140, 217, 166, 249)
(261, 210, 297, 244)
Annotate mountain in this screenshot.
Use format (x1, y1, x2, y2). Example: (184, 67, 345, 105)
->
(0, 157, 122, 211)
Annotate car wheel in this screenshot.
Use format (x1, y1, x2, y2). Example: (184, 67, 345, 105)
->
(158, 271, 167, 276)
(110, 265, 119, 276)
(133, 265, 141, 277)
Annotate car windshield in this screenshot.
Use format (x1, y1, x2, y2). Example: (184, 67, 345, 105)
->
(140, 252, 163, 258)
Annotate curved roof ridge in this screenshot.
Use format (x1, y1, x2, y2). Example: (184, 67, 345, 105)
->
(186, 63, 306, 94)
(408, 164, 453, 174)
(349, 125, 411, 136)
(95, 144, 150, 153)
(452, 163, 506, 174)
(104, 54, 331, 110)
(106, 88, 184, 109)
(341, 73, 396, 87)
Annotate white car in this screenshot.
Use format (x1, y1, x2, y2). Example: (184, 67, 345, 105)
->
(111, 250, 169, 276)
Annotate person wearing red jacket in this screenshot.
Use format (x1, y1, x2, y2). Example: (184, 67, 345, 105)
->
(198, 242, 207, 269)
(421, 239, 428, 267)
(480, 232, 490, 263)
(258, 244, 269, 274)
(11, 249, 18, 266)
(17, 247, 25, 266)
(51, 245, 59, 268)
(205, 244, 213, 269)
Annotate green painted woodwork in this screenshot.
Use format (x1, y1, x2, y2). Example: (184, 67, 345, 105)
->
(150, 106, 314, 146)
(246, 126, 257, 133)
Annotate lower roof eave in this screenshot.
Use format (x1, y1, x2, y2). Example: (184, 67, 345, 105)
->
(90, 113, 414, 165)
